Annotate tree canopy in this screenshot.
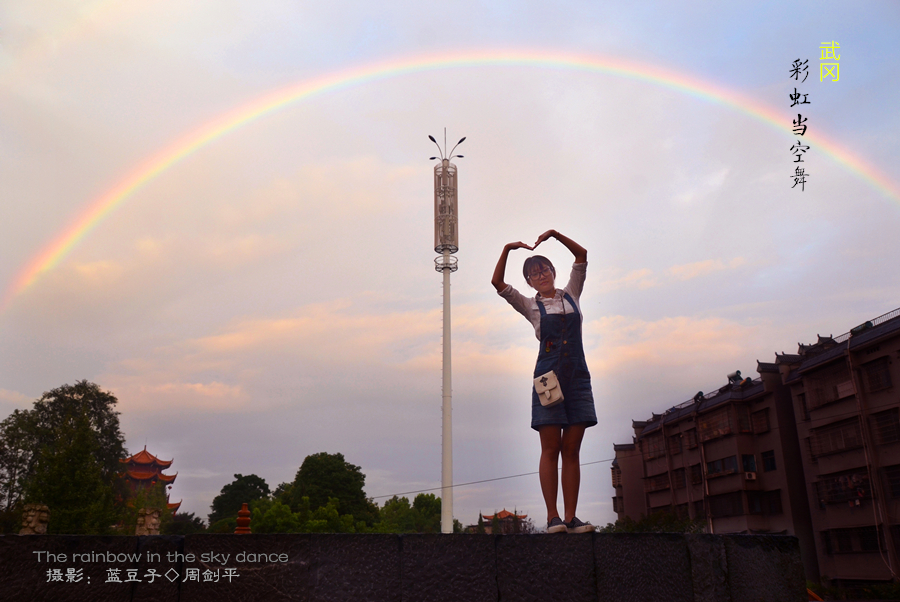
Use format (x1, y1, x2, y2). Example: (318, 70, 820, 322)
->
(372, 493, 445, 533)
(208, 473, 270, 525)
(282, 452, 378, 526)
(163, 511, 207, 535)
(24, 409, 119, 534)
(0, 381, 128, 533)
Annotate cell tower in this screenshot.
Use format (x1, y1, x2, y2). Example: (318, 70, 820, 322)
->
(430, 130, 464, 534)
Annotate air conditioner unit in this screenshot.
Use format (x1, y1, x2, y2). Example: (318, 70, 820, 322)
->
(745, 472, 757, 481)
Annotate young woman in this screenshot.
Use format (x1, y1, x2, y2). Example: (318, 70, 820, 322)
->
(491, 229, 597, 533)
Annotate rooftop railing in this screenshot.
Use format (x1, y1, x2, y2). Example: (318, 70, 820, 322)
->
(659, 377, 763, 418)
(833, 306, 900, 344)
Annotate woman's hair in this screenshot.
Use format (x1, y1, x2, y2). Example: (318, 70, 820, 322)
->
(523, 255, 556, 284)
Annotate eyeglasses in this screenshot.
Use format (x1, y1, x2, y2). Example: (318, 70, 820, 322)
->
(528, 267, 553, 281)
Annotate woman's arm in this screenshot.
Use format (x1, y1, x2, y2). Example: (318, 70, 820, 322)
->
(491, 241, 533, 292)
(534, 229, 587, 263)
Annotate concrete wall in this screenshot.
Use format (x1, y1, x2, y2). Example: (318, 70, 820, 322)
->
(0, 533, 806, 602)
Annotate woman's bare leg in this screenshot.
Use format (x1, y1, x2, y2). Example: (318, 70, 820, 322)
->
(538, 425, 563, 522)
(561, 424, 587, 522)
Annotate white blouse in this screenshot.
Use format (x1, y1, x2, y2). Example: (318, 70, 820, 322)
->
(498, 262, 587, 340)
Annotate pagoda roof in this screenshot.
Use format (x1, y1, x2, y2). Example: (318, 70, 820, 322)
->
(125, 470, 177, 483)
(121, 446, 173, 468)
(483, 509, 527, 520)
(167, 500, 182, 513)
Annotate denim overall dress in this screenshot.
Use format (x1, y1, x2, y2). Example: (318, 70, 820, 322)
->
(531, 292, 598, 430)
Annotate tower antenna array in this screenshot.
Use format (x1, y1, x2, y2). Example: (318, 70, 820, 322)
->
(430, 129, 464, 533)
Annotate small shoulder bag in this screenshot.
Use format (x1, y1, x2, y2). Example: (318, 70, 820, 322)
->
(534, 370, 564, 407)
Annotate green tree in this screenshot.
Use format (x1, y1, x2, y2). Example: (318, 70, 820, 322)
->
(0, 381, 127, 522)
(0, 410, 33, 516)
(284, 452, 378, 526)
(491, 513, 501, 534)
(373, 493, 446, 534)
(207, 517, 237, 534)
(163, 511, 207, 535)
(304, 497, 361, 533)
(476, 513, 486, 534)
(24, 409, 118, 534)
(251, 499, 303, 534)
(411, 493, 442, 532)
(208, 474, 270, 525)
(373, 496, 416, 533)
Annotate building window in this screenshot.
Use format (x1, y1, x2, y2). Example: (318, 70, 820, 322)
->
(674, 503, 689, 519)
(752, 409, 770, 434)
(815, 469, 870, 505)
(806, 363, 854, 410)
(863, 357, 892, 392)
(831, 530, 853, 554)
(690, 464, 703, 485)
(685, 429, 698, 449)
(747, 490, 783, 515)
(761, 450, 777, 472)
(884, 465, 900, 499)
(824, 527, 883, 554)
(672, 468, 686, 489)
(645, 472, 670, 493)
(797, 392, 809, 420)
(871, 408, 900, 445)
(693, 499, 705, 518)
(858, 526, 881, 552)
(735, 405, 752, 433)
(706, 455, 738, 477)
(611, 467, 623, 488)
(810, 418, 863, 457)
(644, 433, 665, 459)
(708, 491, 743, 517)
(742, 454, 757, 472)
(698, 407, 732, 442)
(668, 434, 682, 455)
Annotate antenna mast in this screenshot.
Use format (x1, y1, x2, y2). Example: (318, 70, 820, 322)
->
(429, 130, 464, 533)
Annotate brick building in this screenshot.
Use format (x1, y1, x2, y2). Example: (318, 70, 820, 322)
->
(612, 306, 900, 584)
(779, 308, 900, 585)
(612, 367, 818, 579)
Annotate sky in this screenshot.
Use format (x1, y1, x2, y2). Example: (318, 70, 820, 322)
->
(1, 1, 899, 529)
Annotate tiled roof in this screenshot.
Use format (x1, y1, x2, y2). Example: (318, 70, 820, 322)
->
(786, 312, 900, 382)
(125, 470, 177, 483)
(482, 509, 527, 520)
(120, 446, 173, 468)
(639, 379, 765, 437)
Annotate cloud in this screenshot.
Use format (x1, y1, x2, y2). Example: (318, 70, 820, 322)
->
(668, 257, 746, 281)
(596, 257, 746, 291)
(598, 268, 659, 291)
(99, 376, 249, 413)
(0, 388, 33, 415)
(584, 314, 765, 377)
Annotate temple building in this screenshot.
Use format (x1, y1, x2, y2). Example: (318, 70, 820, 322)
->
(480, 509, 530, 534)
(120, 446, 181, 514)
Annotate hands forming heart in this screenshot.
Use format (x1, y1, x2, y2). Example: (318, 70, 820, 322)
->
(506, 230, 558, 252)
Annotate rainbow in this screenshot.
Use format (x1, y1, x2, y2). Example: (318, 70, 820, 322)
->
(4, 48, 899, 311)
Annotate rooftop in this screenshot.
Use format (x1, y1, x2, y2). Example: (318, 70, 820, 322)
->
(785, 306, 900, 382)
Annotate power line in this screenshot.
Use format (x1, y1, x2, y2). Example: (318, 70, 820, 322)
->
(370, 459, 612, 500)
